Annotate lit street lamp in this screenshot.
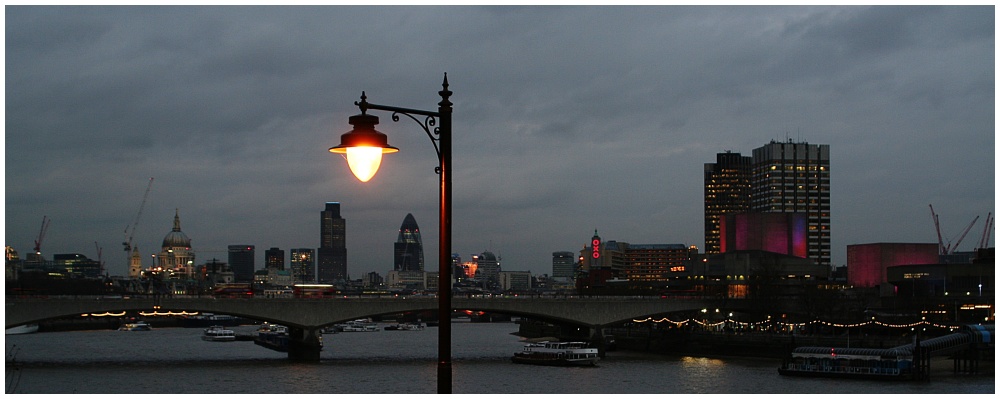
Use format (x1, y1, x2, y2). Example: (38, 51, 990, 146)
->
(330, 74, 453, 394)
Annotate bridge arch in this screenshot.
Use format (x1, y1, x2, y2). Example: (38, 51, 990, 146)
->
(7, 297, 739, 330)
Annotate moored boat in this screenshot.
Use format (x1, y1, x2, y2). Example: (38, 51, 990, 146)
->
(777, 346, 914, 380)
(181, 313, 247, 328)
(511, 341, 599, 367)
(336, 319, 379, 332)
(118, 321, 152, 331)
(384, 323, 424, 331)
(5, 324, 39, 335)
(202, 325, 237, 342)
(254, 330, 290, 352)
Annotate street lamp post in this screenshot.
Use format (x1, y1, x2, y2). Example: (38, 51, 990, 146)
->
(330, 74, 453, 394)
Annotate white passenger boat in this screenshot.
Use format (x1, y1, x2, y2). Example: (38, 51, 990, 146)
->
(384, 323, 425, 331)
(336, 319, 379, 332)
(511, 341, 599, 367)
(202, 325, 237, 341)
(5, 324, 39, 335)
(118, 321, 152, 331)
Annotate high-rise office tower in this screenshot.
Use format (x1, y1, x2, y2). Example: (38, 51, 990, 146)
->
(704, 151, 752, 254)
(265, 247, 284, 271)
(317, 202, 347, 283)
(551, 251, 576, 279)
(228, 245, 255, 283)
(751, 140, 831, 266)
(475, 251, 501, 287)
(290, 248, 315, 284)
(394, 213, 424, 271)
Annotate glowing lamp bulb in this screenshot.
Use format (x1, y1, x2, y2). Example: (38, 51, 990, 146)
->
(345, 146, 385, 182)
(330, 111, 398, 182)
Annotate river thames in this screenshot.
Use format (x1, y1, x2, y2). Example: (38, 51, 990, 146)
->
(5, 320, 993, 395)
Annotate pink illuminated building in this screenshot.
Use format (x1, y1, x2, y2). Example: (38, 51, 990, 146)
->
(846, 243, 939, 288)
(720, 212, 808, 258)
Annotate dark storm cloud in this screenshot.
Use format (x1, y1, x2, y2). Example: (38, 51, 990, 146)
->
(5, 6, 993, 277)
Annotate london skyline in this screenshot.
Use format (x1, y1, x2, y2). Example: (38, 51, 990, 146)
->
(5, 6, 994, 278)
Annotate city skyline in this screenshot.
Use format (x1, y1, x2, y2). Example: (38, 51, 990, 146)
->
(5, 6, 994, 278)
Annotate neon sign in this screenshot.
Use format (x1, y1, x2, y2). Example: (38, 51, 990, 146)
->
(592, 238, 601, 259)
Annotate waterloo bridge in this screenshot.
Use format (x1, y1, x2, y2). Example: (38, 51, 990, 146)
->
(6, 296, 752, 361)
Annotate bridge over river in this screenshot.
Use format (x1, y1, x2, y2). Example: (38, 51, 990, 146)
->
(6, 296, 740, 360)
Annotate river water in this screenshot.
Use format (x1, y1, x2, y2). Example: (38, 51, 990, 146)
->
(4, 320, 993, 395)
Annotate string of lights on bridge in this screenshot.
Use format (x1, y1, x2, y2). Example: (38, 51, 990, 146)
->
(631, 315, 963, 330)
(81, 311, 199, 317)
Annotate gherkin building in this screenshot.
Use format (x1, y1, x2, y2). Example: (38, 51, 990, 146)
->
(394, 213, 424, 271)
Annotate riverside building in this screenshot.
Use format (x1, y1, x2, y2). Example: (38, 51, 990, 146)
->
(704, 140, 831, 268)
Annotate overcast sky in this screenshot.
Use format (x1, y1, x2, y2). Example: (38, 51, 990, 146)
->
(5, 6, 995, 278)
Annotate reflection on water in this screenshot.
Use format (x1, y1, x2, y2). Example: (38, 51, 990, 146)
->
(5, 321, 993, 394)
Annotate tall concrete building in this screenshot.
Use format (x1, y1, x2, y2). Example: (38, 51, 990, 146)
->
(290, 248, 315, 284)
(704, 151, 752, 254)
(704, 141, 830, 267)
(228, 245, 255, 283)
(475, 251, 501, 287)
(751, 140, 831, 267)
(265, 247, 284, 271)
(318, 202, 347, 283)
(394, 213, 424, 271)
(551, 251, 576, 279)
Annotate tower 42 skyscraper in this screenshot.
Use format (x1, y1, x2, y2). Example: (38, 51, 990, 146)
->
(318, 202, 347, 283)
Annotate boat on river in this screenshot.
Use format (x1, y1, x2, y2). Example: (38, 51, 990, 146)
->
(6, 324, 39, 335)
(253, 323, 290, 351)
(202, 325, 237, 342)
(384, 323, 424, 331)
(511, 341, 599, 367)
(777, 346, 915, 380)
(181, 313, 248, 328)
(334, 319, 379, 332)
(118, 321, 152, 331)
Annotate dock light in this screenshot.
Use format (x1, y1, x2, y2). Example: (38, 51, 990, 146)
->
(329, 111, 399, 182)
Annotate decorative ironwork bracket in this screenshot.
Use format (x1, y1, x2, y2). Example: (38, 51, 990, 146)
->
(355, 93, 443, 174)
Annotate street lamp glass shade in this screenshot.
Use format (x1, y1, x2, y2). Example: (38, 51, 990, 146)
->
(343, 147, 386, 182)
(329, 113, 399, 182)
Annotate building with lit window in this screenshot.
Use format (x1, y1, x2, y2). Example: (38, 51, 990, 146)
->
(228, 245, 255, 283)
(500, 271, 532, 291)
(265, 247, 285, 271)
(475, 251, 501, 287)
(704, 151, 752, 254)
(579, 230, 694, 285)
(290, 248, 315, 284)
(847, 243, 939, 288)
(157, 209, 196, 278)
(751, 140, 831, 266)
(551, 251, 576, 280)
(394, 213, 424, 271)
(318, 202, 347, 283)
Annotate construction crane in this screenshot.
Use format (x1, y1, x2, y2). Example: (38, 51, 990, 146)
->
(930, 205, 945, 255)
(977, 212, 994, 250)
(949, 215, 979, 254)
(95, 241, 104, 276)
(929, 204, 979, 255)
(33, 215, 50, 256)
(123, 177, 154, 255)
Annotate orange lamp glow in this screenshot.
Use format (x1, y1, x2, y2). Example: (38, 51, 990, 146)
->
(329, 112, 398, 182)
